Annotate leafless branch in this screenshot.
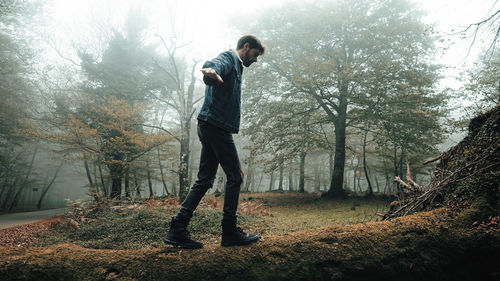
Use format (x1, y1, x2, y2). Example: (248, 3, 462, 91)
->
(463, 9, 500, 59)
(423, 154, 443, 165)
(132, 123, 180, 142)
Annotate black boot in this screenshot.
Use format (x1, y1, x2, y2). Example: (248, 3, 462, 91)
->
(221, 221, 260, 247)
(164, 217, 203, 249)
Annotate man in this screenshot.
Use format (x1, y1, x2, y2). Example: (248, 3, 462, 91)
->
(164, 35, 266, 249)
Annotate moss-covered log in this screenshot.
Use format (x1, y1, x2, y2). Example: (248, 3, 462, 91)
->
(1, 208, 499, 281)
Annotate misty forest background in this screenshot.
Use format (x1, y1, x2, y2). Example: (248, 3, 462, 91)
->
(1, 0, 498, 211)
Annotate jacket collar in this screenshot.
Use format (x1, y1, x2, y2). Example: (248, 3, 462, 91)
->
(230, 49, 244, 74)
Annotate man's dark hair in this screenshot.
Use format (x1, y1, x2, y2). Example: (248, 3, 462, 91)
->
(237, 35, 266, 55)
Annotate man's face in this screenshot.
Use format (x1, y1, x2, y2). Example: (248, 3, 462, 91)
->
(242, 48, 261, 67)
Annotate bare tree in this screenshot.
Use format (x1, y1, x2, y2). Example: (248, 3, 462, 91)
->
(153, 34, 202, 201)
(463, 4, 500, 59)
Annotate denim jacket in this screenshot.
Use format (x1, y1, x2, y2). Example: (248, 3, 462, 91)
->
(197, 50, 243, 134)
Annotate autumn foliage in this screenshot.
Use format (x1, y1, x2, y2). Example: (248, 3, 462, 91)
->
(23, 96, 171, 198)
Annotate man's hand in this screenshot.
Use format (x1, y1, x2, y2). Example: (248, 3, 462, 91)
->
(240, 169, 245, 178)
(201, 68, 224, 83)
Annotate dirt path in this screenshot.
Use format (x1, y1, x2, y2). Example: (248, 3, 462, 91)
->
(0, 208, 68, 230)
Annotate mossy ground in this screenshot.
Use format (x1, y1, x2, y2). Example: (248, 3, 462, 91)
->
(32, 192, 391, 250)
(1, 205, 498, 281)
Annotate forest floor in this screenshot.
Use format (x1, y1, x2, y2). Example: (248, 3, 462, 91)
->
(1, 191, 499, 281)
(0, 192, 498, 281)
(0, 192, 391, 249)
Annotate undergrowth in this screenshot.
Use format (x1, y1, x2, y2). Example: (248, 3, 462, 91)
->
(34, 193, 391, 250)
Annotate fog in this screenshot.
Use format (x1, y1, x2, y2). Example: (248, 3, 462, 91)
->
(1, 0, 498, 210)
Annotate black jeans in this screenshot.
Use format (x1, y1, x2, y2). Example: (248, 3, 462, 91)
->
(176, 120, 243, 224)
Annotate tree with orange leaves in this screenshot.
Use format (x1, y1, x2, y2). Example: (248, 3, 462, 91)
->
(26, 97, 170, 198)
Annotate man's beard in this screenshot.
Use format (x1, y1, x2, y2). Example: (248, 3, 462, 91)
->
(242, 51, 252, 67)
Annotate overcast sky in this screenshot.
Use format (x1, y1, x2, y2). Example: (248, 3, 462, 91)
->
(47, 0, 498, 90)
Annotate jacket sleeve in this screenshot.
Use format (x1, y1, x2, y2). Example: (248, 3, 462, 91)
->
(202, 51, 234, 86)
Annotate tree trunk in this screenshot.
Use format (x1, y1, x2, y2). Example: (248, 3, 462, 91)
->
(98, 163, 107, 197)
(382, 157, 390, 194)
(329, 151, 334, 181)
(244, 152, 255, 192)
(124, 168, 130, 199)
(37, 162, 63, 209)
(393, 145, 401, 193)
(363, 130, 374, 196)
(177, 61, 198, 202)
(299, 152, 306, 193)
(170, 162, 177, 196)
(353, 166, 357, 193)
(134, 172, 141, 198)
(178, 135, 190, 202)
(109, 162, 123, 199)
(288, 167, 294, 191)
(9, 146, 38, 210)
(314, 163, 320, 192)
(243, 166, 253, 192)
(147, 164, 154, 199)
(400, 150, 405, 180)
(0, 179, 7, 206)
(111, 177, 122, 198)
(1, 177, 19, 209)
(326, 96, 347, 197)
(268, 171, 274, 192)
(256, 173, 264, 192)
(83, 158, 95, 192)
(278, 165, 284, 191)
(158, 147, 169, 196)
(93, 163, 97, 192)
(188, 136, 195, 187)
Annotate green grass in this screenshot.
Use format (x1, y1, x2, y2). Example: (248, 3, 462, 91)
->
(35, 192, 391, 249)
(240, 192, 391, 235)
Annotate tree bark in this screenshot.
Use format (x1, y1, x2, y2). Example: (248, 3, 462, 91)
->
(329, 151, 334, 181)
(314, 163, 320, 192)
(134, 172, 141, 198)
(98, 163, 107, 197)
(278, 165, 284, 191)
(1, 177, 19, 209)
(177, 61, 199, 202)
(363, 130, 374, 196)
(109, 162, 123, 199)
(268, 170, 274, 192)
(256, 173, 264, 192)
(299, 152, 306, 193)
(37, 162, 63, 209)
(393, 146, 401, 193)
(326, 95, 347, 197)
(244, 152, 255, 192)
(353, 165, 358, 193)
(178, 136, 190, 201)
(84, 158, 99, 199)
(157, 147, 169, 196)
(188, 136, 195, 187)
(147, 164, 154, 199)
(9, 146, 38, 210)
(170, 162, 177, 196)
(124, 168, 130, 199)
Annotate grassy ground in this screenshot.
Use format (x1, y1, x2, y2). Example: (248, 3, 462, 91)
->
(33, 192, 391, 250)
